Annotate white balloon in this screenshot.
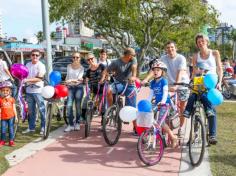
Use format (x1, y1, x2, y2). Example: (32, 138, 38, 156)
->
(119, 106, 138, 122)
(41, 86, 55, 99)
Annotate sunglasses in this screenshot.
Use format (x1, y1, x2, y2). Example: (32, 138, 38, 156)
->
(87, 58, 94, 61)
(31, 54, 40, 57)
(73, 56, 80, 59)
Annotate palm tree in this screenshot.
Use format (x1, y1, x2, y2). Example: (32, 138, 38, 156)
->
(35, 31, 44, 44)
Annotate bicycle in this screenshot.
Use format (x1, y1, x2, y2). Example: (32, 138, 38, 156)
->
(102, 81, 132, 146)
(137, 104, 172, 166)
(84, 83, 107, 138)
(175, 82, 207, 167)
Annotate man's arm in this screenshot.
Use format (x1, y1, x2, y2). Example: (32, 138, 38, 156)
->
(129, 64, 137, 82)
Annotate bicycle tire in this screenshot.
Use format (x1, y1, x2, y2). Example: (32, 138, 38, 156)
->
(85, 108, 93, 138)
(13, 117, 19, 140)
(43, 103, 52, 140)
(222, 84, 232, 99)
(189, 115, 206, 166)
(63, 100, 68, 125)
(102, 105, 122, 146)
(137, 128, 164, 166)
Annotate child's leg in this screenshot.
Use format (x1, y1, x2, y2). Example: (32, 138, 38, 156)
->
(201, 94, 215, 117)
(162, 124, 177, 140)
(8, 118, 15, 141)
(183, 93, 197, 118)
(1, 119, 7, 141)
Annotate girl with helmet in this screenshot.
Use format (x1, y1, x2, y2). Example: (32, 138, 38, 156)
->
(0, 81, 18, 147)
(147, 60, 178, 148)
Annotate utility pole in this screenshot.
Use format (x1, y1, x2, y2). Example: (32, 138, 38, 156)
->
(41, 0, 53, 79)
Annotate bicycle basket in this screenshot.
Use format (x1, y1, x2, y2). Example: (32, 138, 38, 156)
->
(136, 111, 154, 128)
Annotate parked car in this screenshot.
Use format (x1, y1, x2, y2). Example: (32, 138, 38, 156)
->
(53, 56, 89, 80)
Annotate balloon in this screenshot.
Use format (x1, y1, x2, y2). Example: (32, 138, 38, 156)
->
(119, 106, 137, 122)
(49, 71, 62, 86)
(207, 88, 223, 106)
(54, 84, 68, 98)
(10, 64, 29, 80)
(135, 79, 141, 89)
(41, 86, 55, 99)
(203, 73, 218, 89)
(137, 99, 152, 112)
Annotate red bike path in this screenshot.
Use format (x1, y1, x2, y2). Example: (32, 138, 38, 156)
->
(3, 87, 182, 176)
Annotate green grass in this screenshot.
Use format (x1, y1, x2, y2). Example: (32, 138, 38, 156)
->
(0, 117, 64, 175)
(209, 102, 236, 176)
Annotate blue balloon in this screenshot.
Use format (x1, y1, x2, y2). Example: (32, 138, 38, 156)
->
(137, 100, 152, 112)
(203, 73, 218, 89)
(207, 88, 223, 106)
(49, 71, 62, 86)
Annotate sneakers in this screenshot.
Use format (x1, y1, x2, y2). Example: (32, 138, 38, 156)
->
(206, 110, 215, 118)
(183, 110, 190, 118)
(178, 128, 184, 137)
(64, 125, 74, 132)
(22, 128, 35, 134)
(9, 140, 15, 147)
(74, 123, 80, 131)
(0, 140, 6, 147)
(209, 136, 217, 145)
(132, 130, 138, 136)
(40, 128, 45, 135)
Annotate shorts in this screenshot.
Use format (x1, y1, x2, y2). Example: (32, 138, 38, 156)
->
(177, 88, 190, 102)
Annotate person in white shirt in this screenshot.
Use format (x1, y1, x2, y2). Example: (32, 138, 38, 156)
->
(0, 53, 16, 97)
(64, 52, 85, 132)
(98, 49, 111, 68)
(22, 49, 46, 135)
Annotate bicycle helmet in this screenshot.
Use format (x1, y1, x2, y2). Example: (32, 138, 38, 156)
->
(196, 62, 210, 71)
(0, 81, 13, 89)
(151, 60, 167, 71)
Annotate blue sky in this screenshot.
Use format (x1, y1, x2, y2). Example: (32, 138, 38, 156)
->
(0, 0, 236, 41)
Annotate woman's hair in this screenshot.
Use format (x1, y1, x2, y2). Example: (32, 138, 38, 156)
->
(195, 33, 210, 46)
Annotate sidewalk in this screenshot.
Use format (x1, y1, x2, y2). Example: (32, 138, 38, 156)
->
(3, 87, 212, 176)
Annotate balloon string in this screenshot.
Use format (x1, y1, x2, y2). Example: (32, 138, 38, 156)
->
(18, 81, 26, 120)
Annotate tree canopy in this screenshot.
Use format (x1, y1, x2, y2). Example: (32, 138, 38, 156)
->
(49, 0, 219, 71)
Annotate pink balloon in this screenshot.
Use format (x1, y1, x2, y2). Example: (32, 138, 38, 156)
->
(10, 64, 29, 80)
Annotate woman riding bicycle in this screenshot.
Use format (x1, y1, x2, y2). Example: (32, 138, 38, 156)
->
(82, 53, 112, 127)
(147, 61, 178, 148)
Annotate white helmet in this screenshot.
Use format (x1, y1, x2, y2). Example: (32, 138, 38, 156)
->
(151, 60, 167, 71)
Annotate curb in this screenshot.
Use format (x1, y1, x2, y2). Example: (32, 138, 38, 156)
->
(5, 126, 65, 166)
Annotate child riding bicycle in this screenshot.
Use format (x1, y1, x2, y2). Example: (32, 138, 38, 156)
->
(183, 62, 215, 119)
(147, 61, 178, 148)
(0, 81, 18, 147)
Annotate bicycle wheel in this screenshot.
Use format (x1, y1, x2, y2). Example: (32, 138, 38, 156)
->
(85, 102, 93, 138)
(102, 105, 122, 146)
(43, 103, 53, 140)
(222, 84, 232, 99)
(137, 128, 164, 166)
(189, 114, 206, 166)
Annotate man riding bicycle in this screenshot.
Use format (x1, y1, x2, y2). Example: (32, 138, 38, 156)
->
(107, 47, 138, 135)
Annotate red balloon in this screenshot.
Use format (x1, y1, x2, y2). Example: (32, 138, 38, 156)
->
(54, 84, 68, 98)
(135, 79, 141, 89)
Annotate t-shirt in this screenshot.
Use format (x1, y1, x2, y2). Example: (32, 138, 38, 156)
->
(98, 59, 111, 68)
(161, 54, 190, 88)
(85, 64, 105, 87)
(150, 78, 171, 104)
(192, 76, 205, 94)
(0, 60, 10, 82)
(66, 64, 84, 86)
(26, 61, 46, 93)
(0, 97, 15, 120)
(107, 58, 137, 83)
